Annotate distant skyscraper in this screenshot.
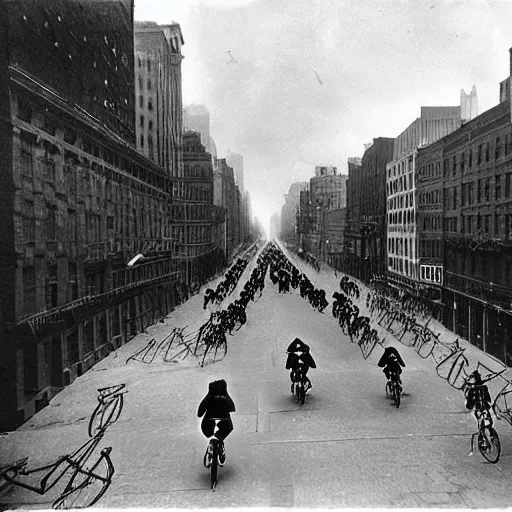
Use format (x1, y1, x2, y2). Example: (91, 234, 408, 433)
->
(226, 151, 244, 192)
(184, 105, 211, 149)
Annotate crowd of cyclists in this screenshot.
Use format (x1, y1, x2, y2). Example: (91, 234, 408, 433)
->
(197, 238, 507, 476)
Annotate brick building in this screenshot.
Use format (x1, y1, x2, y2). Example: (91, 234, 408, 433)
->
(0, 0, 187, 429)
(344, 139, 394, 282)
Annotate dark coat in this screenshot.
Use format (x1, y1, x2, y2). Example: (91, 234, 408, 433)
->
(377, 347, 405, 368)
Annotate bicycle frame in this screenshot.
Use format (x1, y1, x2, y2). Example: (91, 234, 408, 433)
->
(469, 407, 493, 455)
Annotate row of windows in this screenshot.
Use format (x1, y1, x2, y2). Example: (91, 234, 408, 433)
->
(420, 265, 442, 284)
(419, 189, 441, 206)
(388, 236, 414, 258)
(419, 239, 442, 259)
(138, 75, 152, 90)
(138, 95, 153, 111)
(17, 123, 169, 192)
(388, 192, 414, 211)
(387, 172, 413, 196)
(388, 257, 418, 279)
(444, 135, 512, 176)
(418, 161, 442, 180)
(387, 156, 413, 178)
(139, 115, 154, 130)
(388, 209, 415, 225)
(444, 213, 512, 239)
(137, 56, 152, 72)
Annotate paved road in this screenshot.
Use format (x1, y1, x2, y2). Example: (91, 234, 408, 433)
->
(1, 246, 512, 508)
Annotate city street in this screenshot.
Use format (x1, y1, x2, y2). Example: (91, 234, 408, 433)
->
(1, 245, 512, 508)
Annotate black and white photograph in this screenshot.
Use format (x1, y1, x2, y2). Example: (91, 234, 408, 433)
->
(1, 0, 512, 508)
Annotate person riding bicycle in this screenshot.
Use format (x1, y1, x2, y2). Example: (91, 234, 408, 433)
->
(197, 379, 235, 467)
(378, 346, 405, 384)
(465, 370, 492, 418)
(286, 338, 316, 394)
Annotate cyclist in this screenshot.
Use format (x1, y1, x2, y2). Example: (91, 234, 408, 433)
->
(465, 370, 492, 417)
(197, 379, 235, 467)
(285, 338, 316, 394)
(378, 346, 405, 385)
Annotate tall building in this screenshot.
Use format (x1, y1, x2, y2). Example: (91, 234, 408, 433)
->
(270, 212, 280, 240)
(0, 0, 187, 430)
(344, 139, 394, 282)
(183, 104, 217, 157)
(134, 22, 184, 176)
(226, 151, 244, 193)
(177, 132, 225, 285)
(386, 97, 478, 290)
(215, 158, 238, 257)
(280, 182, 308, 246)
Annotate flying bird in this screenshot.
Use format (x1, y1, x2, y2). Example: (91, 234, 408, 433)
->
(127, 253, 145, 267)
(226, 51, 238, 64)
(313, 70, 323, 85)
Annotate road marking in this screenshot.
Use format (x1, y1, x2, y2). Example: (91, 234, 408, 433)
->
(251, 432, 470, 445)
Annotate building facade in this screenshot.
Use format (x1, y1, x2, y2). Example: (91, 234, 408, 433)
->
(0, 0, 192, 430)
(177, 132, 225, 285)
(134, 22, 184, 177)
(386, 103, 477, 290)
(280, 182, 308, 246)
(345, 139, 394, 282)
(226, 151, 244, 193)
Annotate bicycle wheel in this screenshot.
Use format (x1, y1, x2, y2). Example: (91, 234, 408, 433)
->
(53, 449, 113, 509)
(88, 403, 103, 438)
(478, 428, 500, 464)
(392, 381, 400, 409)
(210, 442, 218, 490)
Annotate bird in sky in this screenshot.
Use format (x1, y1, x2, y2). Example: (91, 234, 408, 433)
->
(313, 70, 323, 85)
(226, 51, 238, 64)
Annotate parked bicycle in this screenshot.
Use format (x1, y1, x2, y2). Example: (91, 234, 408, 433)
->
(88, 384, 127, 437)
(1, 432, 114, 508)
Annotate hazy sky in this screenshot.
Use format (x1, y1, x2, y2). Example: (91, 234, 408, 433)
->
(135, 0, 512, 232)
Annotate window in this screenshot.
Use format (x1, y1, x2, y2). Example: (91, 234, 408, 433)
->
(66, 209, 76, 241)
(46, 206, 56, 241)
(477, 145, 482, 164)
(485, 142, 490, 161)
(147, 79, 151, 90)
(484, 178, 490, 202)
(23, 201, 35, 243)
(148, 120, 153, 131)
(496, 175, 502, 200)
(469, 148, 473, 167)
(496, 137, 502, 159)
(506, 135, 509, 156)
(148, 99, 153, 111)
(147, 59, 151, 72)
(138, 75, 142, 89)
(140, 115, 144, 127)
(139, 95, 143, 108)
(477, 179, 482, 203)
(140, 134, 144, 148)
(460, 151, 465, 173)
(452, 156, 457, 174)
(23, 266, 36, 317)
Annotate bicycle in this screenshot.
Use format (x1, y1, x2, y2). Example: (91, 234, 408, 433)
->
(88, 384, 127, 437)
(1, 433, 114, 508)
(292, 363, 309, 406)
(203, 419, 225, 491)
(468, 407, 500, 463)
(385, 371, 402, 408)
